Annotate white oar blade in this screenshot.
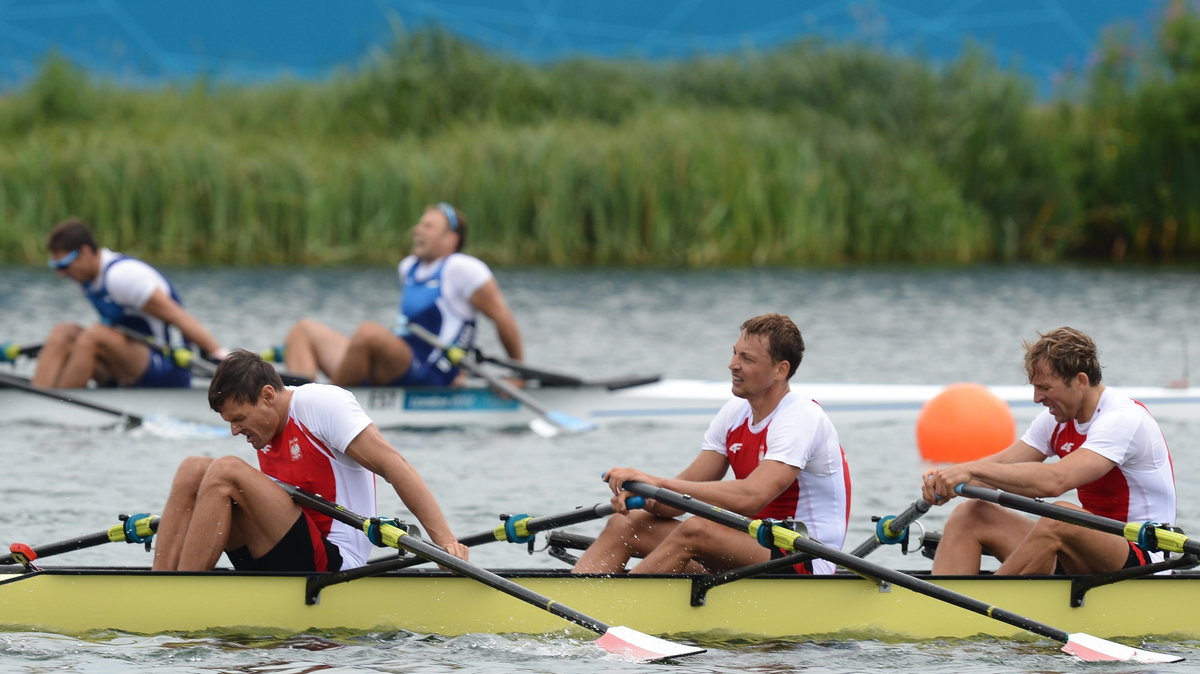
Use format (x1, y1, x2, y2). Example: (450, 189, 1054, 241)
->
(529, 411, 596, 437)
(594, 626, 705, 662)
(528, 417, 561, 438)
(1063, 633, 1182, 664)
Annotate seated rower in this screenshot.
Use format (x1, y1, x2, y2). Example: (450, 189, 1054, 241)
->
(572, 314, 851, 575)
(152, 350, 468, 572)
(922, 327, 1176, 575)
(279, 203, 524, 387)
(23, 218, 226, 388)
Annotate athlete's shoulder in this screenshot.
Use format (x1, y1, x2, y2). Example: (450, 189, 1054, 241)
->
(291, 383, 358, 410)
(444, 252, 491, 275)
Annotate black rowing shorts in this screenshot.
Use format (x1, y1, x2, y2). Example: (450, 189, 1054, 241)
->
(226, 512, 343, 572)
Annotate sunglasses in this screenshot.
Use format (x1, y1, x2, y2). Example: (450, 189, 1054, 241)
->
(48, 248, 80, 271)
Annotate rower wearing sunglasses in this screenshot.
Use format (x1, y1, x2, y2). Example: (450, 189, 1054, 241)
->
(28, 218, 227, 388)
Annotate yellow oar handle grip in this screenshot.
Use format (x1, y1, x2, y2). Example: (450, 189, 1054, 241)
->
(1123, 521, 1190, 553)
(748, 519, 805, 550)
(446, 346, 467, 366)
(362, 519, 410, 549)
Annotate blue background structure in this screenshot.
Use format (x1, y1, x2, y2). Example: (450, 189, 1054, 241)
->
(0, 1, 1163, 95)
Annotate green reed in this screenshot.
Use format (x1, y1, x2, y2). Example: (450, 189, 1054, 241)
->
(1, 5, 1198, 267)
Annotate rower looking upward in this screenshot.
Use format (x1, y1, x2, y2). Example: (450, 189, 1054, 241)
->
(922, 327, 1177, 575)
(152, 349, 468, 572)
(572, 314, 852, 575)
(279, 203, 524, 387)
(23, 218, 227, 388)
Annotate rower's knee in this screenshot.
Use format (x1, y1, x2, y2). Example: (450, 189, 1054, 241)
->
(195, 455, 254, 493)
(170, 456, 216, 492)
(44, 322, 82, 346)
(943, 499, 1006, 533)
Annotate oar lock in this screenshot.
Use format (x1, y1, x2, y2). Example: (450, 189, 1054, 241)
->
(363, 517, 420, 550)
(1134, 522, 1185, 554)
(871, 514, 929, 555)
(754, 518, 808, 549)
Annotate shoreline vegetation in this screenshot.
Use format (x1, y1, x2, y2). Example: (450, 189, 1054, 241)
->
(2, 4, 1199, 268)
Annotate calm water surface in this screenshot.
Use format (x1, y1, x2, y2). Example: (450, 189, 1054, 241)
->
(1, 264, 1198, 672)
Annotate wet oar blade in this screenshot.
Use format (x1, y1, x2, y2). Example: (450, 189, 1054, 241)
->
(595, 626, 705, 662)
(1064, 633, 1183, 663)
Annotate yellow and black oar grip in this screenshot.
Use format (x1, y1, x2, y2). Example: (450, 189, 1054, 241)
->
(362, 518, 409, 549)
(492, 514, 534, 543)
(172, 348, 193, 369)
(1124, 521, 1190, 554)
(445, 346, 467, 366)
(748, 518, 804, 550)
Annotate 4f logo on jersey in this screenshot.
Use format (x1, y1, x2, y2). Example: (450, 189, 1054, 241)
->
(729, 442, 743, 455)
(1060, 442, 1075, 453)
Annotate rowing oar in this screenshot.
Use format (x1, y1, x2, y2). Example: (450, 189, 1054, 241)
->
(0, 371, 145, 428)
(849, 498, 932, 558)
(458, 496, 645, 547)
(616, 480, 1182, 664)
(473, 348, 662, 390)
(114, 326, 312, 385)
(281, 484, 700, 662)
(956, 484, 1200, 556)
(1, 513, 158, 569)
(406, 322, 596, 437)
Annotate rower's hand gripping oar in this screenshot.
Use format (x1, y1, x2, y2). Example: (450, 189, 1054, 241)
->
(405, 322, 596, 437)
(2, 513, 158, 570)
(955, 484, 1200, 556)
(616, 480, 1182, 664)
(281, 483, 700, 662)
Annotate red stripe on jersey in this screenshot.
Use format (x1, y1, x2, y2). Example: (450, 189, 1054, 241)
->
(258, 418, 339, 539)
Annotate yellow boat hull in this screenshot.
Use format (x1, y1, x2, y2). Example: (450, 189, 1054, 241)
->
(1, 567, 1195, 641)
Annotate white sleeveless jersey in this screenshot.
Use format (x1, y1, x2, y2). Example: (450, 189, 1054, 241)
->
(1021, 387, 1176, 524)
(701, 392, 851, 574)
(259, 384, 376, 568)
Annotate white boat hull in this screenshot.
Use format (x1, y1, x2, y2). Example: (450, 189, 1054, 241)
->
(3, 378, 1199, 430)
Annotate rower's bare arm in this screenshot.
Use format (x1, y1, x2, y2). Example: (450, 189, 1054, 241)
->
(604, 451, 729, 516)
(968, 447, 1117, 499)
(469, 279, 524, 362)
(923, 441, 1046, 504)
(658, 459, 800, 516)
(140, 289, 224, 356)
(345, 424, 468, 560)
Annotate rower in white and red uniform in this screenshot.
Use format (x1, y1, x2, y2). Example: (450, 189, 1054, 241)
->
(922, 326, 1176, 575)
(572, 313, 852, 576)
(152, 350, 467, 572)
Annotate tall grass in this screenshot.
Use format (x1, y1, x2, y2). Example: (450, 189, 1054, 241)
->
(1, 5, 1198, 267)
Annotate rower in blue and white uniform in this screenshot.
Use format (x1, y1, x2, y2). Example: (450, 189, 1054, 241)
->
(22, 218, 228, 388)
(280, 203, 525, 387)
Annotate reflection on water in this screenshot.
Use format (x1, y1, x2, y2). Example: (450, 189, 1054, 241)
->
(1, 264, 1199, 672)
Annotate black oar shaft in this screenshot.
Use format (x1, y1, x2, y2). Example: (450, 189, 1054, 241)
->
(1, 516, 159, 565)
(850, 499, 932, 558)
(459, 502, 625, 547)
(957, 484, 1199, 556)
(0, 372, 144, 426)
(620, 481, 1074, 645)
(282, 484, 613, 636)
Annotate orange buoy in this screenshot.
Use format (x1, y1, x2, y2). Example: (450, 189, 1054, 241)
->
(916, 382, 1016, 463)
